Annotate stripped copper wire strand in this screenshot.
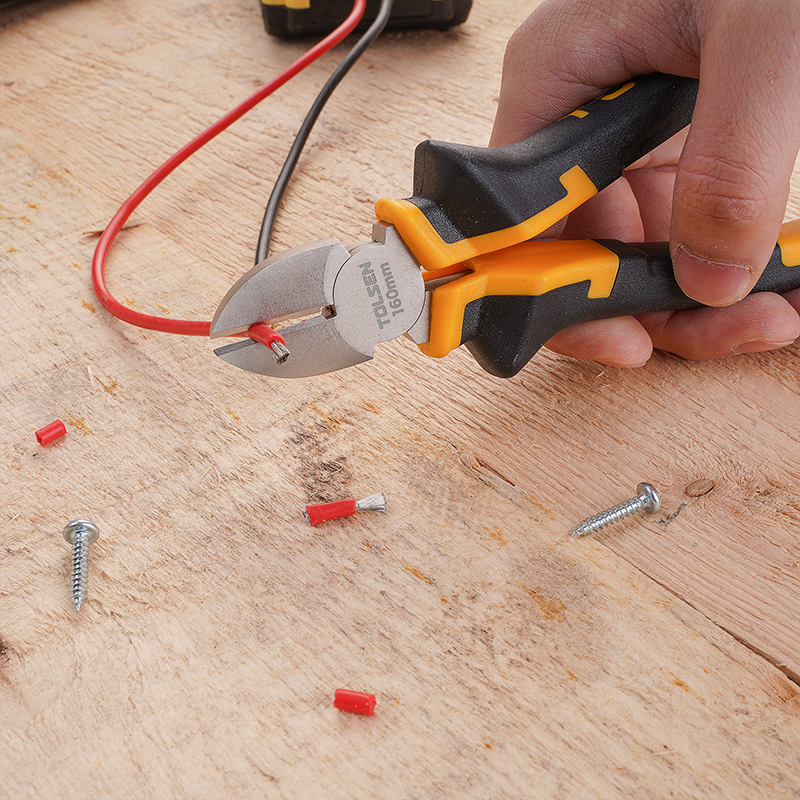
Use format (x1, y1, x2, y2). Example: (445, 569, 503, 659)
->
(247, 322, 290, 363)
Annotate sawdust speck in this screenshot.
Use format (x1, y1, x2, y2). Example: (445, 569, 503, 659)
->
(524, 495, 556, 521)
(521, 586, 567, 620)
(403, 563, 433, 585)
(94, 376, 118, 395)
(486, 527, 507, 546)
(670, 674, 691, 692)
(307, 401, 345, 430)
(63, 415, 94, 436)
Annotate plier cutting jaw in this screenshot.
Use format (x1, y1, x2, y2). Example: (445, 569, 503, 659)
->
(210, 223, 430, 378)
(211, 73, 800, 379)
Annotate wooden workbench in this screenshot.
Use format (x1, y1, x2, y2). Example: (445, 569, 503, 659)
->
(2, 1, 800, 797)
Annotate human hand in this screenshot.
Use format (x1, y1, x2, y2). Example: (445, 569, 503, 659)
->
(491, 0, 800, 366)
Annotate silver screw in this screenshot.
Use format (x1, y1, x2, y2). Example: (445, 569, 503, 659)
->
(570, 483, 661, 537)
(63, 520, 100, 611)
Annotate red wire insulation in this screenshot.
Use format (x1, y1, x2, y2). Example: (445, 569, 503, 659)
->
(35, 420, 67, 446)
(304, 498, 358, 526)
(91, 0, 366, 338)
(247, 322, 288, 351)
(333, 688, 377, 715)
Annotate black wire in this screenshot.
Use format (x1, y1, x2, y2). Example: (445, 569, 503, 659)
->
(255, 0, 395, 263)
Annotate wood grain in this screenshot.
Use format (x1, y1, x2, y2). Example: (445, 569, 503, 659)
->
(2, 1, 800, 797)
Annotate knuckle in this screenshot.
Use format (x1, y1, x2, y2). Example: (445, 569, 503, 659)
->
(676, 153, 775, 229)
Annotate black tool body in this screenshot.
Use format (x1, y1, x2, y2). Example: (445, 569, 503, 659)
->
(262, 0, 472, 37)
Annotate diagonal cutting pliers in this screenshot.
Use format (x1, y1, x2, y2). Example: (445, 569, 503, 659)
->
(210, 73, 800, 379)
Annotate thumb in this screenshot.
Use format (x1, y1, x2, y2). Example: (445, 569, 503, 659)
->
(671, 7, 800, 306)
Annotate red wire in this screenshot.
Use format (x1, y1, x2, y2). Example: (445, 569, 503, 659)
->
(91, 0, 366, 338)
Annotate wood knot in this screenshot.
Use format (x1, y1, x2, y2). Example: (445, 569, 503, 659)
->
(685, 479, 715, 497)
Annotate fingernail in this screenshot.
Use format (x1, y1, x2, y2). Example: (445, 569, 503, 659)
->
(674, 247, 752, 305)
(733, 339, 795, 355)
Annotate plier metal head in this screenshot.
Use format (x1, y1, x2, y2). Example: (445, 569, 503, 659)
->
(210, 223, 430, 377)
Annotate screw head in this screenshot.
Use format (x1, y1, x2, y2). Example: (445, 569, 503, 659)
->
(63, 519, 100, 545)
(636, 483, 661, 514)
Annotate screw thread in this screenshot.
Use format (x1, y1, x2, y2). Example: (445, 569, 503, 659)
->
(571, 495, 648, 537)
(70, 530, 90, 611)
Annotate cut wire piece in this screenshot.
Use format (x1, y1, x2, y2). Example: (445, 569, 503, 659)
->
(36, 420, 66, 446)
(304, 492, 387, 525)
(334, 688, 376, 716)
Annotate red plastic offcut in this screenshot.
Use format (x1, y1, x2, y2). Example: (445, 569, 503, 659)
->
(305, 498, 357, 526)
(35, 420, 66, 446)
(334, 688, 376, 716)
